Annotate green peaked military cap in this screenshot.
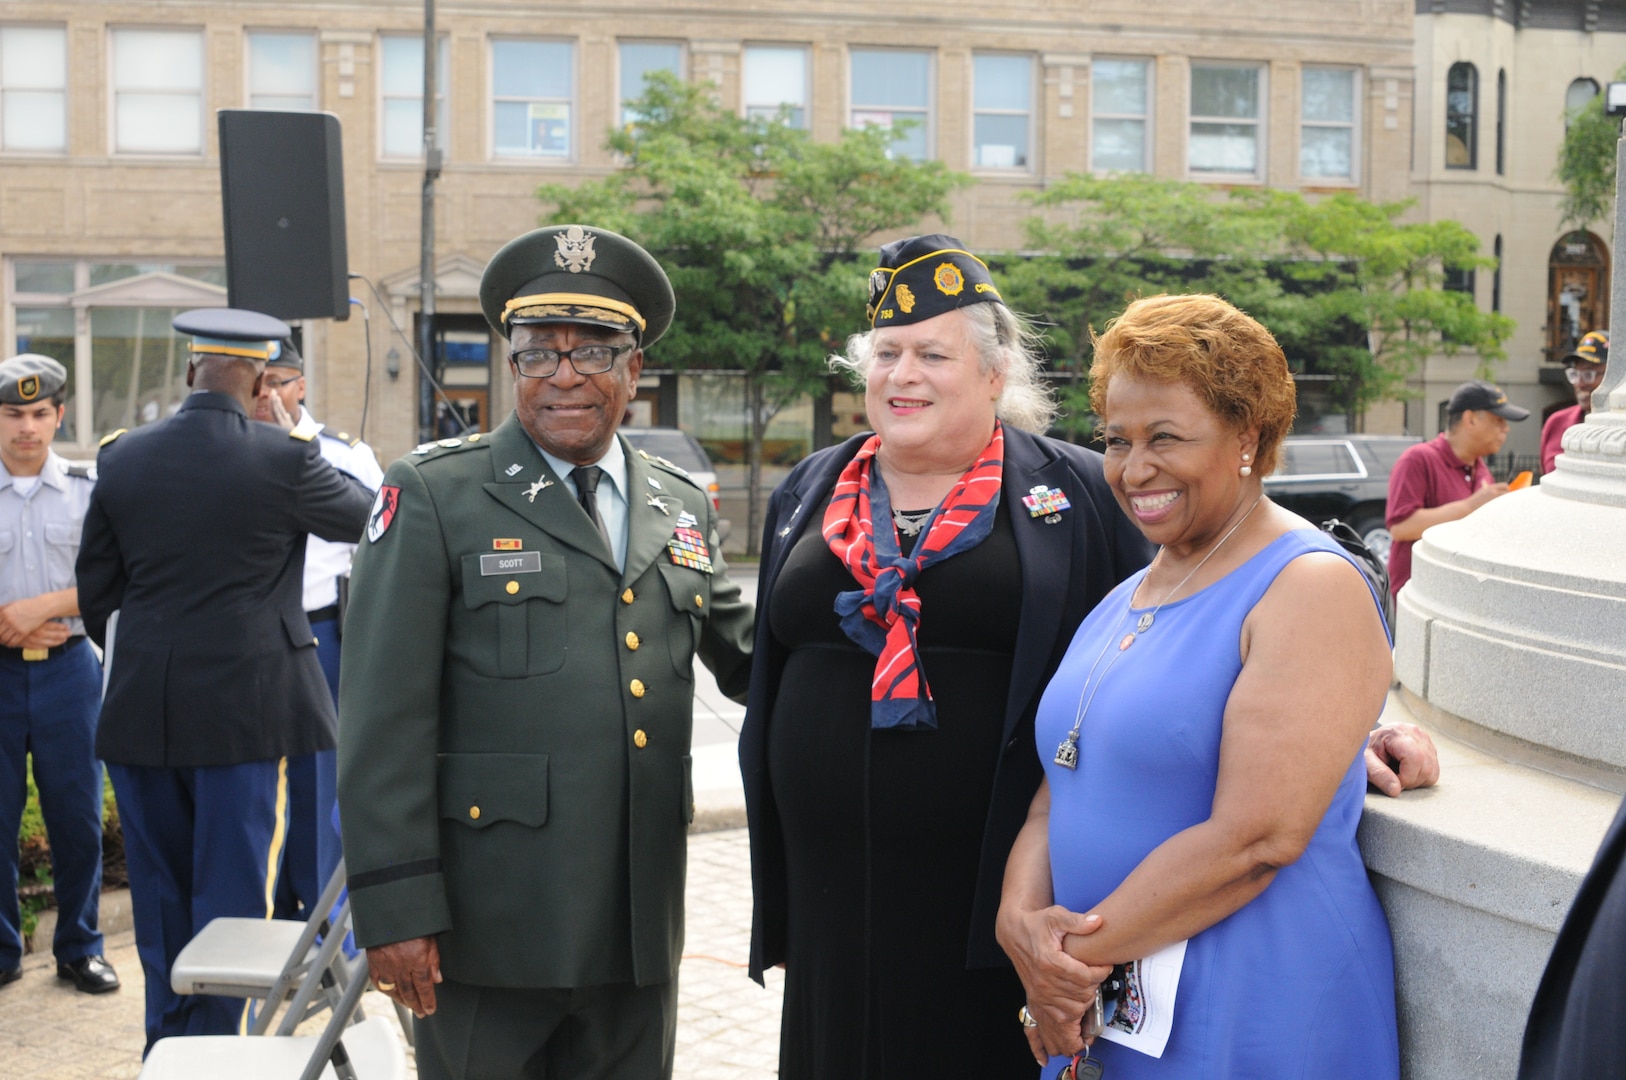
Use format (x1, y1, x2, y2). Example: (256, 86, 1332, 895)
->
(479, 224, 675, 347)
(866, 233, 1004, 329)
(0, 353, 68, 405)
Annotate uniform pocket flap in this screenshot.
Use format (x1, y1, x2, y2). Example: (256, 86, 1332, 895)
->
(281, 609, 315, 647)
(655, 559, 711, 615)
(44, 522, 78, 545)
(0, 531, 13, 554)
(437, 752, 549, 829)
(461, 552, 568, 609)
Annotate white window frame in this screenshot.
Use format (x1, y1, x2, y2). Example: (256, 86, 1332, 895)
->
(742, 43, 810, 128)
(245, 29, 319, 112)
(488, 36, 576, 162)
(618, 40, 685, 127)
(1299, 65, 1360, 184)
(1090, 55, 1153, 174)
(848, 46, 935, 162)
(378, 32, 448, 161)
(971, 52, 1034, 173)
(109, 26, 205, 157)
(0, 23, 68, 154)
(1187, 60, 1267, 181)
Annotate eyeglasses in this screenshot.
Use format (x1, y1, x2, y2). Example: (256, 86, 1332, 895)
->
(1565, 366, 1605, 386)
(262, 376, 302, 390)
(510, 344, 633, 378)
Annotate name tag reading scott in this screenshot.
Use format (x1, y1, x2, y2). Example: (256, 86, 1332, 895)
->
(480, 551, 543, 576)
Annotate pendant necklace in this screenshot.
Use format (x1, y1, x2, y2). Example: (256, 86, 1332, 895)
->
(1054, 493, 1265, 770)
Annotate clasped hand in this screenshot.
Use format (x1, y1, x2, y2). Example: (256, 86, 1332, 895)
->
(0, 597, 68, 649)
(1002, 904, 1110, 1063)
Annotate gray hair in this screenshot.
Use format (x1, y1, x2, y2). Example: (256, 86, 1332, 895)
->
(830, 303, 1058, 433)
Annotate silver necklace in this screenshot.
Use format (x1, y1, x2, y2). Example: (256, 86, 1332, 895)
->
(1054, 494, 1264, 770)
(893, 506, 934, 538)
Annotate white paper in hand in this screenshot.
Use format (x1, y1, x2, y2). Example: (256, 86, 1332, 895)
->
(1096, 938, 1187, 1059)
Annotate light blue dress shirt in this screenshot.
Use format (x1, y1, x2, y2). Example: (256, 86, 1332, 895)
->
(0, 450, 95, 636)
(535, 437, 629, 571)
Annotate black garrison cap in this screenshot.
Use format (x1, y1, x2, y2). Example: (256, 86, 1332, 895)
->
(866, 234, 1005, 329)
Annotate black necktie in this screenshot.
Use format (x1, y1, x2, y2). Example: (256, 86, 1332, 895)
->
(573, 465, 615, 557)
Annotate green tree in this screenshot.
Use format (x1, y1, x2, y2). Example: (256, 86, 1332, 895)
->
(539, 74, 968, 553)
(997, 176, 1513, 434)
(1557, 67, 1626, 231)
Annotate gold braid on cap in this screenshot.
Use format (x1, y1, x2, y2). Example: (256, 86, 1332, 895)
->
(187, 342, 274, 360)
(501, 292, 647, 333)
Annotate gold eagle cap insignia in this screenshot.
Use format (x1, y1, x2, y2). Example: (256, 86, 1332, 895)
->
(933, 263, 965, 297)
(896, 284, 916, 314)
(554, 226, 597, 273)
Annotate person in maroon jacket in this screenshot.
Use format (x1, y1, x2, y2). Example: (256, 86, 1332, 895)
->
(1540, 330, 1607, 475)
(1385, 379, 1528, 597)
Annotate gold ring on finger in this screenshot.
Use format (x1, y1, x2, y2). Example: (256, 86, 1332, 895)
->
(376, 981, 397, 991)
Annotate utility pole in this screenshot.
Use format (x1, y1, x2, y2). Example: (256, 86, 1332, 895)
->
(418, 0, 440, 437)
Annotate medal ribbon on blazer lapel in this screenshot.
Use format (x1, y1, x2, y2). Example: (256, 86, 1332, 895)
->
(822, 422, 1004, 731)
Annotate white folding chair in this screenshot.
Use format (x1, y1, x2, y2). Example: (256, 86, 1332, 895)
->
(141, 944, 407, 1080)
(172, 859, 353, 1034)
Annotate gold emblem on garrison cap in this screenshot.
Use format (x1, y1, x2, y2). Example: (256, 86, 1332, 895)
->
(18, 376, 39, 401)
(554, 226, 597, 273)
(934, 263, 965, 297)
(896, 284, 916, 314)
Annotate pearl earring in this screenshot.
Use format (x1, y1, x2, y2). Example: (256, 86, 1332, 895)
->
(1240, 453, 1252, 478)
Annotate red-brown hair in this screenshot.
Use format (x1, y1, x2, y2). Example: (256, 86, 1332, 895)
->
(1090, 294, 1297, 475)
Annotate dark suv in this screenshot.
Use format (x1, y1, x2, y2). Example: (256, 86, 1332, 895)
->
(1264, 435, 1420, 565)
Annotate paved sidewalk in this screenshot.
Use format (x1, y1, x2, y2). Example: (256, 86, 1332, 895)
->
(0, 828, 783, 1079)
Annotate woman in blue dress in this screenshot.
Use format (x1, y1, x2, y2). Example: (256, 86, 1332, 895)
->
(996, 294, 1400, 1079)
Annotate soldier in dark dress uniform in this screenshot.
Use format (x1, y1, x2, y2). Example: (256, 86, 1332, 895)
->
(338, 226, 753, 1080)
(75, 308, 375, 1050)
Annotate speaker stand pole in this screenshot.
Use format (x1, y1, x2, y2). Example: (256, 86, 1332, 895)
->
(419, 0, 441, 440)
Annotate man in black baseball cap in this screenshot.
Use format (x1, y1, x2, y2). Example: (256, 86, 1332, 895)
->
(1385, 378, 1528, 595)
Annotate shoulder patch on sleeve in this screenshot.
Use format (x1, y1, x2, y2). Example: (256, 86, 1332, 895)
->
(98, 428, 127, 448)
(289, 427, 316, 442)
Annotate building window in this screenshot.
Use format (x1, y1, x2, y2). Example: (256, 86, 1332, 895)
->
(491, 39, 573, 159)
(742, 45, 808, 128)
(9, 258, 228, 445)
(0, 25, 67, 152)
(111, 28, 203, 154)
(1092, 58, 1150, 173)
(850, 48, 932, 161)
(1443, 265, 1475, 296)
(1189, 63, 1263, 177)
(1495, 68, 1506, 175)
(1301, 67, 1356, 181)
(247, 31, 318, 111)
(380, 34, 448, 158)
(1566, 77, 1599, 130)
(973, 53, 1032, 170)
(1445, 62, 1477, 170)
(619, 41, 682, 126)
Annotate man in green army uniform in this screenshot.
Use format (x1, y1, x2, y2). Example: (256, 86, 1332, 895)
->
(337, 225, 753, 1079)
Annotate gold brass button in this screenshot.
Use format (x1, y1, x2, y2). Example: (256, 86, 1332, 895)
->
(625, 631, 640, 651)
(694, 594, 704, 608)
(505, 580, 519, 595)
(630, 679, 646, 698)
(633, 729, 648, 749)
(621, 588, 635, 604)
(469, 806, 481, 820)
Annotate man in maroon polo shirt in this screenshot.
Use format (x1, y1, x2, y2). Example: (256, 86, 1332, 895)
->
(1386, 379, 1529, 596)
(1540, 330, 1607, 475)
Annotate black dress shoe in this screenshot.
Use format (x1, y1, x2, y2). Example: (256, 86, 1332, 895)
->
(0, 965, 20, 988)
(57, 955, 119, 994)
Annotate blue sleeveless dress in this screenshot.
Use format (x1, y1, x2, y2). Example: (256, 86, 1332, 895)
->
(1035, 530, 1399, 1079)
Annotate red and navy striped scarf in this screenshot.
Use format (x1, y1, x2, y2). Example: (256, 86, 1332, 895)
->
(822, 422, 1005, 730)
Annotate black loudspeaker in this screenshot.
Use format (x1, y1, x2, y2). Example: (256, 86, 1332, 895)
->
(218, 110, 350, 322)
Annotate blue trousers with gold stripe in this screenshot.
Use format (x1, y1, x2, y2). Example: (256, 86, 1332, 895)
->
(107, 758, 290, 1054)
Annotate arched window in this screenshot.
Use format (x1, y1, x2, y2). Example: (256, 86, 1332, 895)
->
(1446, 62, 1477, 170)
(1566, 77, 1600, 130)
